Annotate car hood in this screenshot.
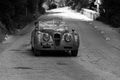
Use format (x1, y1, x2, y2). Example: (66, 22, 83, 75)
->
(40, 26, 69, 35)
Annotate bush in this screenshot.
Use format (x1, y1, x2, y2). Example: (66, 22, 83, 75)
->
(0, 21, 6, 42)
(67, 0, 89, 11)
(0, 0, 45, 35)
(110, 12, 120, 28)
(99, 0, 120, 28)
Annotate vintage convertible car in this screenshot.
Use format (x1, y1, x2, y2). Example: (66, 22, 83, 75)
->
(31, 20, 79, 56)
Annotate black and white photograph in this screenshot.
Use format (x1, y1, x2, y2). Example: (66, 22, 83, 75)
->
(0, 0, 120, 80)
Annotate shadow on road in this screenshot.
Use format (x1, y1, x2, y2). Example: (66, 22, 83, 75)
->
(36, 51, 71, 57)
(10, 49, 72, 57)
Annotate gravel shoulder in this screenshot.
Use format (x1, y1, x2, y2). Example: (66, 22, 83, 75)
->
(88, 21, 120, 51)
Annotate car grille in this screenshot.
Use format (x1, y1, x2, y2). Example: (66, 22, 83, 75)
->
(54, 33, 61, 46)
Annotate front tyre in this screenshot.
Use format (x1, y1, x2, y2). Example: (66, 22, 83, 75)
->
(32, 47, 40, 56)
(71, 50, 78, 57)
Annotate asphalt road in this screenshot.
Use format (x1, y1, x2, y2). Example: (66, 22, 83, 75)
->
(0, 14, 120, 80)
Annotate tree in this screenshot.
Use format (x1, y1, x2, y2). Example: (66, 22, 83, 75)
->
(66, 0, 89, 11)
(0, 0, 46, 34)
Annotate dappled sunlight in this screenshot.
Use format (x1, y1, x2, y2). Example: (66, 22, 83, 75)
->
(47, 7, 93, 21)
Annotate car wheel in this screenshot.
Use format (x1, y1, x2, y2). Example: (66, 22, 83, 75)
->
(71, 50, 78, 57)
(32, 47, 40, 56)
(31, 46, 34, 51)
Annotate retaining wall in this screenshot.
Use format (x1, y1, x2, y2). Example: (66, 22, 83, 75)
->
(81, 8, 99, 20)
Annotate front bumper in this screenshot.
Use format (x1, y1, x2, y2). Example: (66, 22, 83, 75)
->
(34, 41, 78, 51)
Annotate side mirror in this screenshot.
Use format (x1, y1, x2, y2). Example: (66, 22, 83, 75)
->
(72, 28, 77, 34)
(72, 28, 75, 32)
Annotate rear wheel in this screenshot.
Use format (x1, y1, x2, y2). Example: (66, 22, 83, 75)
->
(71, 50, 78, 57)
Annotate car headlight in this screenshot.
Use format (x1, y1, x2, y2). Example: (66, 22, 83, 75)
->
(64, 33, 72, 42)
(43, 33, 50, 42)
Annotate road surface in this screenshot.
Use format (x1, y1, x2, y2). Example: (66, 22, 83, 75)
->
(0, 8, 120, 80)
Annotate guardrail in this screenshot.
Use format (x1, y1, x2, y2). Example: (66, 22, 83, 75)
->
(81, 8, 99, 20)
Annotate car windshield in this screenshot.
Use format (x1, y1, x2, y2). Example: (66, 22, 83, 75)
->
(38, 20, 66, 30)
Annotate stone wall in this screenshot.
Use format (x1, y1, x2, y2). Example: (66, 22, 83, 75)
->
(81, 8, 99, 20)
